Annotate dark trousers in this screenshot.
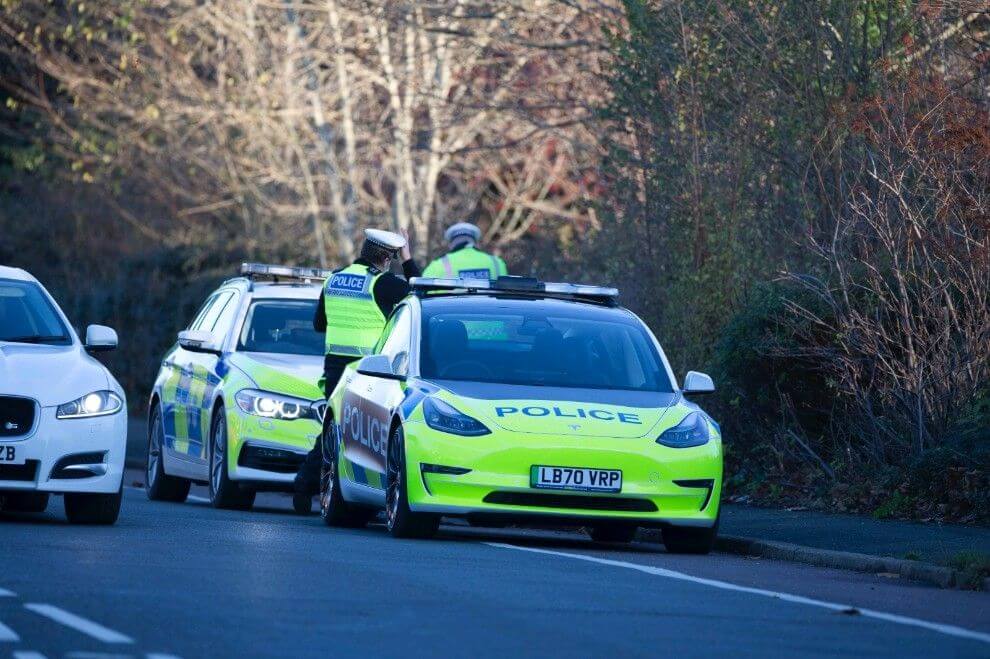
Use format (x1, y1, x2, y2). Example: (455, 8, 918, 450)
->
(295, 358, 349, 496)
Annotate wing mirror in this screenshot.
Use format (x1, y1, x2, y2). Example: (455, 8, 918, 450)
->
(356, 354, 406, 382)
(178, 329, 222, 355)
(85, 324, 118, 352)
(683, 371, 715, 395)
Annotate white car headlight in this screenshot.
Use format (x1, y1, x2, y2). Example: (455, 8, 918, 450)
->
(235, 389, 319, 421)
(56, 391, 123, 419)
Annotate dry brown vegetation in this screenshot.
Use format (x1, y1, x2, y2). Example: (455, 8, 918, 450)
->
(2, 0, 988, 522)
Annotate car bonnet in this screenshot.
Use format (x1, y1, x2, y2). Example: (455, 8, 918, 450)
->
(423, 380, 680, 439)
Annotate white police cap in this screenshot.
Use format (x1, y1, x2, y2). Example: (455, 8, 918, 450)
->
(444, 222, 481, 244)
(364, 228, 406, 254)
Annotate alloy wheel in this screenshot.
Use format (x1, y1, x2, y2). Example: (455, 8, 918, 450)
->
(210, 419, 225, 500)
(385, 432, 401, 530)
(147, 416, 161, 490)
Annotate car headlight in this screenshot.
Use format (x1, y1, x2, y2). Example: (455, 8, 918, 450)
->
(656, 411, 711, 448)
(235, 389, 319, 421)
(56, 391, 123, 419)
(423, 397, 490, 436)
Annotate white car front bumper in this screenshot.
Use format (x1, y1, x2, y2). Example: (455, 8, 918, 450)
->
(0, 406, 127, 494)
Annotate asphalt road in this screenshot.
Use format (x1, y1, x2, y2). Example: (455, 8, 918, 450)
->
(1, 480, 988, 659)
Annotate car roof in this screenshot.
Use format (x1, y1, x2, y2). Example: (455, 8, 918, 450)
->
(218, 277, 323, 301)
(0, 265, 36, 282)
(418, 294, 637, 321)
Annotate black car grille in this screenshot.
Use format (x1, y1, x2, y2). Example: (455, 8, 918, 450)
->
(237, 444, 307, 474)
(0, 396, 35, 437)
(483, 491, 658, 512)
(0, 460, 39, 482)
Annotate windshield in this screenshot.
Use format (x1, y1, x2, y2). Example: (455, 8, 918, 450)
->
(237, 299, 323, 356)
(420, 299, 673, 392)
(0, 278, 71, 345)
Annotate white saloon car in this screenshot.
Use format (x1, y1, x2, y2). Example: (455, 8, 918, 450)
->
(0, 265, 126, 524)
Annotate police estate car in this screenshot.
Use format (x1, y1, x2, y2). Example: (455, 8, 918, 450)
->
(0, 265, 126, 524)
(146, 264, 328, 512)
(319, 276, 723, 553)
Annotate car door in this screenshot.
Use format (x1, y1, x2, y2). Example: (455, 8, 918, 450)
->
(340, 305, 412, 491)
(163, 292, 220, 467)
(184, 289, 238, 464)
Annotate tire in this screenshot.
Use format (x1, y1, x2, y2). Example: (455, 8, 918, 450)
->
(64, 487, 122, 525)
(662, 516, 719, 555)
(588, 523, 638, 544)
(145, 404, 191, 503)
(1, 492, 49, 513)
(385, 425, 439, 539)
(209, 405, 256, 511)
(319, 419, 372, 528)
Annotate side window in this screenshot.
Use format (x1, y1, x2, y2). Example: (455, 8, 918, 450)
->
(210, 291, 241, 338)
(377, 306, 412, 375)
(189, 293, 220, 330)
(196, 291, 234, 334)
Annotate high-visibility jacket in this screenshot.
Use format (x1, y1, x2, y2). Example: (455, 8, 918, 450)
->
(322, 263, 386, 358)
(422, 246, 508, 280)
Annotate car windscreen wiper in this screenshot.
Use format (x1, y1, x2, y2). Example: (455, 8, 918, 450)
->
(1, 334, 69, 344)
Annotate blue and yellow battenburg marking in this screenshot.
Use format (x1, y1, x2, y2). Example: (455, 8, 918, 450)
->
(162, 362, 223, 459)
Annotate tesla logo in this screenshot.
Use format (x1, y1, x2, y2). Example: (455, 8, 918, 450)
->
(3, 421, 17, 431)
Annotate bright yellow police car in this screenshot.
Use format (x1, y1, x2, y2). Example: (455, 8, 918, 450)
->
(320, 276, 723, 553)
(146, 264, 329, 512)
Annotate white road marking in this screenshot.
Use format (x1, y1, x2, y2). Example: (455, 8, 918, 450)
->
(13, 652, 48, 659)
(487, 542, 990, 646)
(0, 588, 15, 597)
(0, 618, 20, 642)
(24, 604, 133, 644)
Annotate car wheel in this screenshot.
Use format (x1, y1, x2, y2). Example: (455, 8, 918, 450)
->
(145, 404, 191, 503)
(209, 405, 255, 511)
(1, 492, 50, 513)
(588, 523, 638, 544)
(64, 486, 122, 525)
(319, 420, 371, 528)
(662, 516, 719, 555)
(385, 425, 439, 539)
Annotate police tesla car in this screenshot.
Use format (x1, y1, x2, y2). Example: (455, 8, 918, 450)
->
(320, 276, 723, 553)
(0, 265, 126, 524)
(147, 264, 328, 512)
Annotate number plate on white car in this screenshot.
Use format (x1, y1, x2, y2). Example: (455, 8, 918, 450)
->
(0, 445, 22, 464)
(531, 465, 622, 493)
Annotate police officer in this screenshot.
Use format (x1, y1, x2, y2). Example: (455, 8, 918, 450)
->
(293, 228, 421, 512)
(422, 222, 508, 280)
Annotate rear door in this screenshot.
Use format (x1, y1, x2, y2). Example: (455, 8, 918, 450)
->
(340, 305, 412, 490)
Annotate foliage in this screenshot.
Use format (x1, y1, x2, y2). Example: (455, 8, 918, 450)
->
(592, 0, 989, 522)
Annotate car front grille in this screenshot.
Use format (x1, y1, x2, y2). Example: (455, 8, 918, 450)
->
(237, 443, 307, 474)
(483, 491, 658, 512)
(0, 396, 35, 438)
(0, 460, 39, 482)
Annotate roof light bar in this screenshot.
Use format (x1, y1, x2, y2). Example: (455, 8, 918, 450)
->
(240, 262, 334, 281)
(410, 276, 619, 304)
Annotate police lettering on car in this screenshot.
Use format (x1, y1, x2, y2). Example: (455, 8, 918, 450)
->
(494, 405, 642, 424)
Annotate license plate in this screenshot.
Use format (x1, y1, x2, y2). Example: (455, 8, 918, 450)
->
(531, 465, 622, 493)
(0, 445, 23, 465)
